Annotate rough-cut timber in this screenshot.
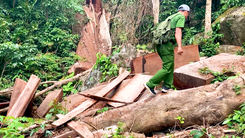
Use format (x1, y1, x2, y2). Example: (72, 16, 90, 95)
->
(37, 89, 63, 118)
(82, 75, 245, 133)
(108, 74, 152, 107)
(131, 45, 200, 75)
(54, 131, 77, 138)
(52, 71, 130, 127)
(7, 75, 40, 118)
(7, 78, 27, 114)
(76, 6, 100, 69)
(76, 3, 111, 70)
(99, 9, 112, 56)
(174, 53, 245, 89)
(56, 114, 94, 138)
(61, 84, 107, 111)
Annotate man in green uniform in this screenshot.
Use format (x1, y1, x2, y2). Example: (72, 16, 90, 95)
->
(144, 4, 190, 95)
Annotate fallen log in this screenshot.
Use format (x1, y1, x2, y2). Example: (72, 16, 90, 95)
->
(82, 75, 245, 133)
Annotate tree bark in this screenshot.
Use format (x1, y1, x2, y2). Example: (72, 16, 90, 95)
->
(82, 75, 245, 133)
(204, 0, 212, 38)
(152, 0, 159, 25)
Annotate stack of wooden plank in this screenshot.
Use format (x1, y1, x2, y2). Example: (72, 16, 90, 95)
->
(53, 71, 153, 137)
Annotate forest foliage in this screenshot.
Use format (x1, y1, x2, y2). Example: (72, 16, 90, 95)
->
(0, 0, 85, 90)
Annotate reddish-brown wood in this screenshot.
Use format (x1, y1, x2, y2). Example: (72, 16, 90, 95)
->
(174, 53, 245, 89)
(56, 114, 94, 138)
(174, 45, 200, 69)
(7, 78, 27, 114)
(108, 74, 152, 107)
(37, 89, 63, 118)
(61, 84, 107, 111)
(131, 45, 200, 75)
(7, 75, 40, 118)
(52, 71, 130, 127)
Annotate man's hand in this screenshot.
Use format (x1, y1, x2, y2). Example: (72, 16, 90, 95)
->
(177, 46, 183, 55)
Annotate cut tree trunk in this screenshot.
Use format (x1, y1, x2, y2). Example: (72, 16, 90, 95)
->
(82, 75, 245, 133)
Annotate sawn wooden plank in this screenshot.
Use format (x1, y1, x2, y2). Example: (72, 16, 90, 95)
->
(108, 74, 152, 107)
(7, 75, 40, 118)
(37, 89, 63, 117)
(7, 78, 27, 114)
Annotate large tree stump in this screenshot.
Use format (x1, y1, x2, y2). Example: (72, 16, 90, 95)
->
(82, 75, 245, 133)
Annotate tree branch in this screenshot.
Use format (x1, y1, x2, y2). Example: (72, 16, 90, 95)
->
(0, 87, 13, 96)
(34, 68, 92, 99)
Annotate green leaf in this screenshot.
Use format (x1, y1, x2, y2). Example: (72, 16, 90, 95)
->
(223, 118, 232, 125)
(190, 130, 199, 135)
(193, 131, 204, 138)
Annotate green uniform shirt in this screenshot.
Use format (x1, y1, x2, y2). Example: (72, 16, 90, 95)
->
(170, 12, 185, 29)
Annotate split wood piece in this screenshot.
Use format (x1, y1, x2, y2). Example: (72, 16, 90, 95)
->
(131, 45, 200, 75)
(56, 114, 94, 138)
(54, 131, 78, 138)
(52, 70, 130, 127)
(61, 83, 107, 112)
(0, 102, 9, 109)
(7, 78, 27, 114)
(7, 75, 40, 118)
(99, 9, 112, 56)
(76, 6, 100, 69)
(37, 89, 63, 118)
(79, 93, 133, 104)
(108, 74, 152, 107)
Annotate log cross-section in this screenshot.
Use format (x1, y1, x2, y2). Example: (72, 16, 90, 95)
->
(52, 70, 130, 127)
(7, 75, 40, 118)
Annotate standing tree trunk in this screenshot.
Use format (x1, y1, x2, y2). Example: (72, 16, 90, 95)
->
(152, 0, 159, 25)
(204, 0, 212, 38)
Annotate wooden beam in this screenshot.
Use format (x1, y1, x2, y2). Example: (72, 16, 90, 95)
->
(56, 114, 94, 138)
(37, 89, 63, 118)
(52, 70, 130, 127)
(7, 75, 40, 118)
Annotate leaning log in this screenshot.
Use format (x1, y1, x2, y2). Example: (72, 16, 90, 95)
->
(82, 75, 245, 133)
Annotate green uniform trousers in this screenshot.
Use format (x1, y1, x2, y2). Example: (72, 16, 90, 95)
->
(146, 42, 174, 88)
